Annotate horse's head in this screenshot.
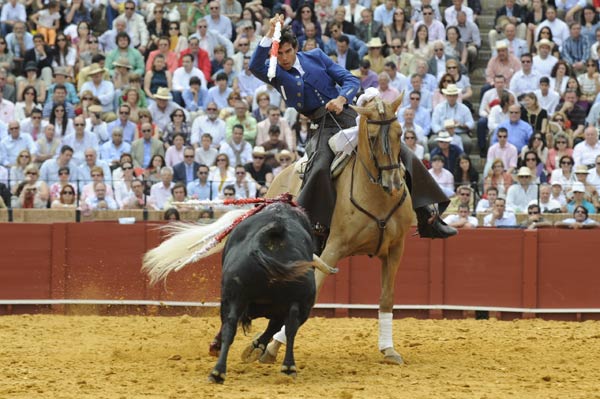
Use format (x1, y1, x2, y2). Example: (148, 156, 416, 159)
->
(351, 94, 404, 195)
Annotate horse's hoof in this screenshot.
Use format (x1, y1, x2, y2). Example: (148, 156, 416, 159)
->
(241, 340, 265, 363)
(381, 347, 404, 365)
(280, 364, 297, 378)
(208, 369, 225, 384)
(208, 340, 221, 357)
(258, 342, 278, 364)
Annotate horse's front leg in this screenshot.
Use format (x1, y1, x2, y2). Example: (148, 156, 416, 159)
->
(378, 242, 405, 365)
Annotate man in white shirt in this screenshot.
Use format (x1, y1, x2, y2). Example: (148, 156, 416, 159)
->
(475, 186, 499, 213)
(150, 166, 175, 209)
(0, 0, 27, 37)
(534, 183, 562, 213)
(443, 203, 478, 228)
(237, 57, 263, 106)
(173, 53, 207, 92)
(79, 64, 115, 113)
(535, 6, 569, 47)
(204, 0, 232, 40)
(121, 0, 149, 53)
(62, 116, 99, 166)
(190, 102, 226, 148)
(383, 61, 409, 94)
(0, 121, 37, 166)
(509, 53, 540, 98)
(444, 0, 474, 27)
(483, 197, 517, 226)
(494, 23, 528, 58)
(534, 77, 560, 116)
(532, 39, 558, 79)
(232, 165, 256, 198)
(506, 166, 538, 213)
(148, 88, 188, 132)
(573, 126, 600, 168)
(586, 154, 600, 192)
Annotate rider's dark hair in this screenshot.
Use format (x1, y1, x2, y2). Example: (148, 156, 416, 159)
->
(280, 26, 298, 49)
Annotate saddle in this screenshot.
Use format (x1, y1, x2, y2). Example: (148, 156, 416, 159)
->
(292, 129, 356, 180)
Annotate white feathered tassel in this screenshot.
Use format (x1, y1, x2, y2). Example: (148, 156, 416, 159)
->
(267, 21, 282, 81)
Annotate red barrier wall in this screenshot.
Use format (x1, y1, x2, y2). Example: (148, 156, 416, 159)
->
(1, 223, 600, 319)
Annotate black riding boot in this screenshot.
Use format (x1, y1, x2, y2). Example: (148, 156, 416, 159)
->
(415, 205, 458, 239)
(312, 223, 329, 256)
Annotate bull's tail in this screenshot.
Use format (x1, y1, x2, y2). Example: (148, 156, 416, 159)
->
(251, 221, 315, 282)
(143, 209, 248, 285)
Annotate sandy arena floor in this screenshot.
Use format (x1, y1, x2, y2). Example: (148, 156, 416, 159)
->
(1, 315, 599, 399)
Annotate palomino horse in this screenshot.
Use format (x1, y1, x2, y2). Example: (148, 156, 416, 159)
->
(262, 94, 413, 364)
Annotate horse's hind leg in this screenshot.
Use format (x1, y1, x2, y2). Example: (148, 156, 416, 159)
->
(281, 302, 301, 377)
(378, 244, 405, 365)
(208, 301, 240, 384)
(241, 318, 284, 363)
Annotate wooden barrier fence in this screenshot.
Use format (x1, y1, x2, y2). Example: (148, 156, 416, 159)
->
(1, 219, 599, 320)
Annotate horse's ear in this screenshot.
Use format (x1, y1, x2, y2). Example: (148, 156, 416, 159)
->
(392, 92, 404, 113)
(350, 104, 371, 116)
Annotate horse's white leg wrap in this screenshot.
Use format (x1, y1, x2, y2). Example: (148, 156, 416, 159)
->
(273, 326, 287, 345)
(378, 312, 394, 351)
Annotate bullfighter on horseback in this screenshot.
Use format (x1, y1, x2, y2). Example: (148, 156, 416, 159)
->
(249, 14, 457, 241)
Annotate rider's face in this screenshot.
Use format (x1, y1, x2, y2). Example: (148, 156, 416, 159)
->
(277, 42, 297, 71)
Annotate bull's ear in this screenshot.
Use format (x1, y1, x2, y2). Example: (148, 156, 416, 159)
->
(392, 92, 404, 114)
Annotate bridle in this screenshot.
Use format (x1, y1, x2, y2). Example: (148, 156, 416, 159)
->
(359, 97, 404, 185)
(349, 97, 407, 256)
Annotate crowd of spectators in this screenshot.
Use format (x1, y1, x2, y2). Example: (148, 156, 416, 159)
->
(0, 0, 599, 225)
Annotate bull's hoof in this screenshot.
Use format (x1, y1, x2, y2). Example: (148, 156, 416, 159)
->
(280, 364, 297, 378)
(208, 369, 225, 384)
(241, 340, 265, 363)
(381, 347, 404, 365)
(258, 342, 278, 364)
(209, 339, 221, 357)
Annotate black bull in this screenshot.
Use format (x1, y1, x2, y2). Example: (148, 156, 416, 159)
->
(208, 202, 317, 384)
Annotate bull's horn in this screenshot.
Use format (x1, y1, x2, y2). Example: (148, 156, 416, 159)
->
(313, 254, 338, 274)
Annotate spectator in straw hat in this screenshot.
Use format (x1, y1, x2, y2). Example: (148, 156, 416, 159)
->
(566, 182, 596, 214)
(364, 37, 385, 74)
(273, 149, 296, 177)
(506, 166, 538, 213)
(79, 63, 115, 113)
(482, 40, 521, 98)
(46, 67, 79, 108)
(112, 56, 133, 92)
(431, 83, 474, 154)
(430, 131, 464, 174)
(147, 87, 187, 131)
(244, 145, 273, 193)
(532, 39, 558, 79)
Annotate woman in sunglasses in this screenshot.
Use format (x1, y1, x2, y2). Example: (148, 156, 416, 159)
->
(550, 154, 576, 191)
(51, 184, 77, 209)
(49, 167, 77, 202)
(546, 132, 573, 172)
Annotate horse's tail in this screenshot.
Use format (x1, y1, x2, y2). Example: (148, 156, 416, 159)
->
(250, 219, 315, 283)
(142, 209, 248, 285)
